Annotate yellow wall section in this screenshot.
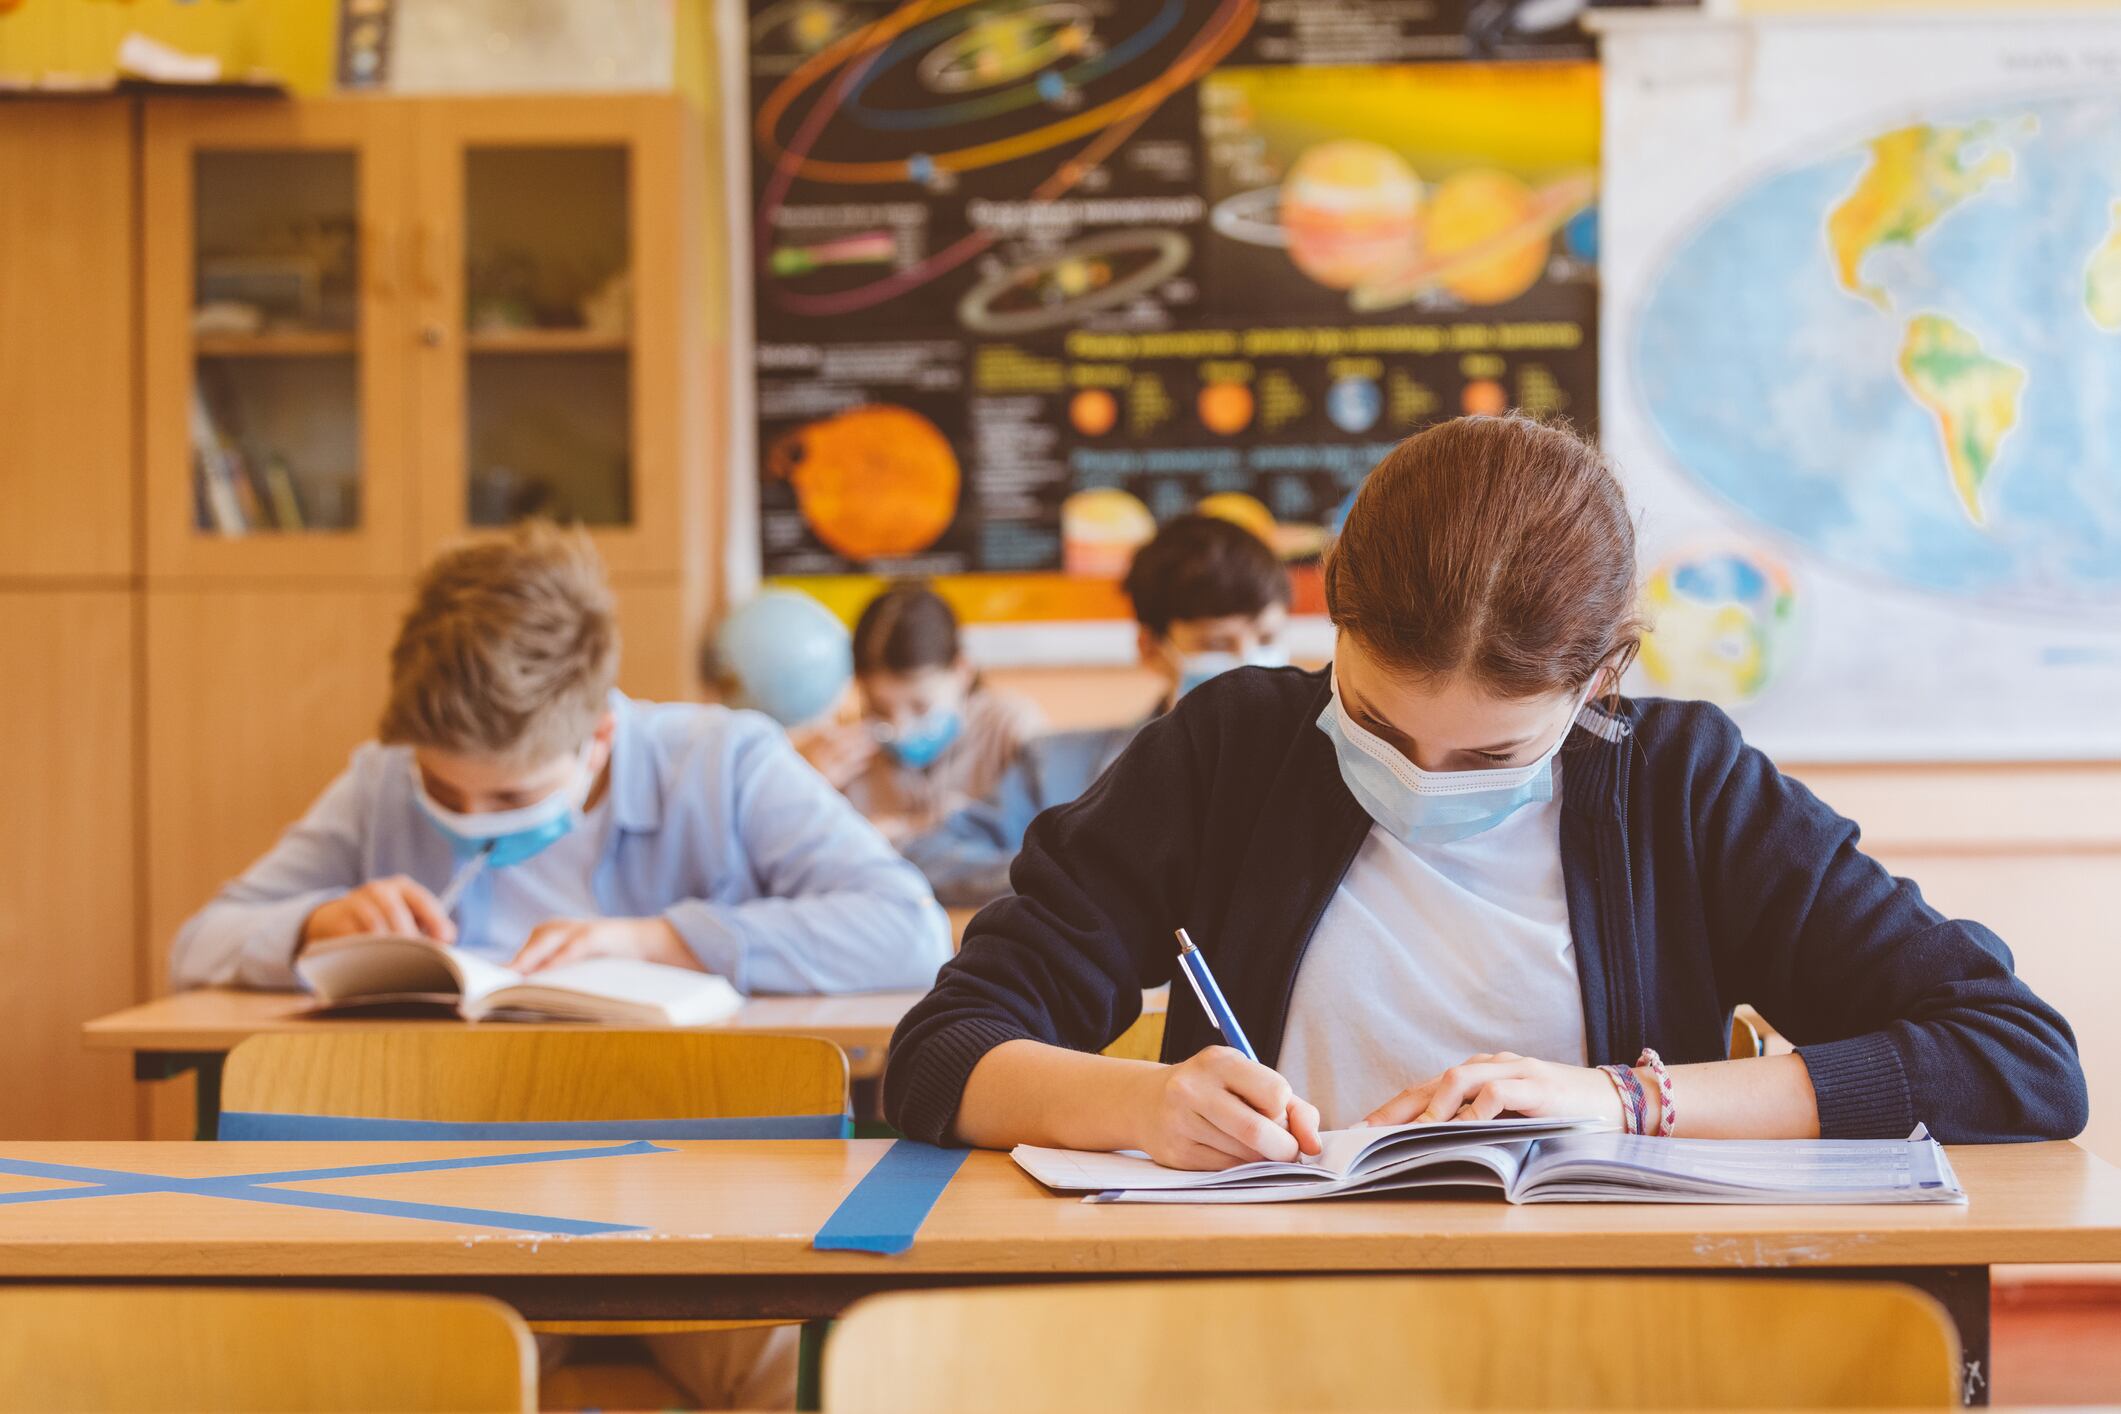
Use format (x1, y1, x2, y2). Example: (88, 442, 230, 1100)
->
(0, 0, 337, 94)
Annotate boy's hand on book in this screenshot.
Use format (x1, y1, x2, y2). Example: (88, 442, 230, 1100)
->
(300, 876, 456, 950)
(509, 916, 698, 974)
(1363, 1053, 1624, 1128)
(1130, 1046, 1324, 1170)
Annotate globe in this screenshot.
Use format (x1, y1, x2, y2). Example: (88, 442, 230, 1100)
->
(1638, 547, 1799, 705)
(713, 589, 853, 727)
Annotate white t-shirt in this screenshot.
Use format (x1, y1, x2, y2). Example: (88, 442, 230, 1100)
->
(460, 795, 614, 962)
(1276, 783, 1587, 1130)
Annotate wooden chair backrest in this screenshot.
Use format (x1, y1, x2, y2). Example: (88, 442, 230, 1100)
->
(823, 1274, 1959, 1412)
(222, 1028, 848, 1122)
(0, 1287, 534, 1412)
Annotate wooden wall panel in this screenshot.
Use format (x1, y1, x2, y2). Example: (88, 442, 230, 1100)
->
(0, 592, 138, 1138)
(0, 102, 136, 580)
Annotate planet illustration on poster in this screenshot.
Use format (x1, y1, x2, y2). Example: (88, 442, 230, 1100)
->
(1069, 388, 1119, 436)
(769, 405, 961, 562)
(1212, 141, 1594, 310)
(1061, 487, 1156, 577)
(1197, 380, 1256, 435)
(750, 0, 862, 75)
(1637, 545, 1800, 706)
(918, 3, 1094, 94)
(1327, 376, 1383, 433)
(957, 229, 1192, 334)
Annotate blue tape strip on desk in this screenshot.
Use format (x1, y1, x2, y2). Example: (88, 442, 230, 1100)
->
(812, 1140, 967, 1255)
(218, 1111, 852, 1141)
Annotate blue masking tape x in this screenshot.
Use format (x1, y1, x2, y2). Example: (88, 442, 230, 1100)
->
(812, 1139, 967, 1256)
(0, 1141, 670, 1236)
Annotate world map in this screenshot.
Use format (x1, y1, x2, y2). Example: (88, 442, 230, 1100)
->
(1632, 97, 2121, 615)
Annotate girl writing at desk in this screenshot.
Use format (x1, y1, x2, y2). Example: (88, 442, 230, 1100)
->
(885, 415, 2087, 1165)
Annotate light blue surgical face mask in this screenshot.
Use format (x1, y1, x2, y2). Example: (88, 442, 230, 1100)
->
(877, 708, 962, 769)
(1175, 642, 1290, 698)
(1316, 677, 1578, 846)
(412, 748, 594, 868)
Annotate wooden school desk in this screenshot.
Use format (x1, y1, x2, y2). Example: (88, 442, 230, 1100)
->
(83, 986, 1172, 1137)
(0, 1139, 2116, 1405)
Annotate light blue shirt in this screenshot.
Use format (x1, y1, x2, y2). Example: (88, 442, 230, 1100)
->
(169, 694, 953, 995)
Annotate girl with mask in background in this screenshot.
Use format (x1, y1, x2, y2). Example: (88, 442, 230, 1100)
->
(798, 581, 1045, 845)
(885, 415, 2087, 1161)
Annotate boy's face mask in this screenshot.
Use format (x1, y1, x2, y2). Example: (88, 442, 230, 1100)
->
(412, 744, 597, 867)
(1174, 642, 1290, 697)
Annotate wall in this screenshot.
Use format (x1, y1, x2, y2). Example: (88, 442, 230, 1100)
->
(989, 665, 2121, 1165)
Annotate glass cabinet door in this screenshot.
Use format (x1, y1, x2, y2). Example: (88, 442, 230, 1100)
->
(143, 101, 414, 579)
(414, 96, 686, 576)
(459, 143, 634, 529)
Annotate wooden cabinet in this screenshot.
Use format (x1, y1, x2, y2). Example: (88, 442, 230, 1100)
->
(141, 94, 702, 587)
(142, 588, 406, 956)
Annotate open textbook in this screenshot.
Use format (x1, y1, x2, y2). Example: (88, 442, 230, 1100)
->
(294, 935, 743, 1026)
(1013, 1118, 1965, 1205)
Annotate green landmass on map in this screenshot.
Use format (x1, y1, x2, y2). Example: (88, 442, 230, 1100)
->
(1827, 121, 2027, 310)
(1897, 313, 2027, 526)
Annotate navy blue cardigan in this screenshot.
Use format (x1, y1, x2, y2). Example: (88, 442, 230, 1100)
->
(884, 666, 2087, 1147)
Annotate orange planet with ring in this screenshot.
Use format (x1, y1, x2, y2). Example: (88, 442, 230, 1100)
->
(769, 405, 960, 561)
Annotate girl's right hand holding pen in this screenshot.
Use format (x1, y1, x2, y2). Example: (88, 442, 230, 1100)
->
(1130, 1046, 1323, 1170)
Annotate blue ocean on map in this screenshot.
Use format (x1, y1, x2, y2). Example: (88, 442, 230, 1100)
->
(1632, 93, 2121, 614)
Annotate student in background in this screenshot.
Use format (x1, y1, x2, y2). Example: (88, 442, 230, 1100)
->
(796, 582, 1044, 845)
(886, 415, 2087, 1161)
(903, 515, 1291, 906)
(171, 521, 950, 997)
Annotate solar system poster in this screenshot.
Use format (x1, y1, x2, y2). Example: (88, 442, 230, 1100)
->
(742, 0, 1603, 637)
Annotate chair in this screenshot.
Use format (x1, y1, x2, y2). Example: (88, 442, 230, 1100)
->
(0, 1287, 534, 1412)
(1102, 1007, 1166, 1061)
(220, 1029, 848, 1339)
(220, 1028, 850, 1134)
(821, 1274, 1960, 1413)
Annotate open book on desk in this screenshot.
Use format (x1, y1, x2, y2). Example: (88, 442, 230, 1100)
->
(1014, 1119, 1965, 1205)
(294, 935, 742, 1026)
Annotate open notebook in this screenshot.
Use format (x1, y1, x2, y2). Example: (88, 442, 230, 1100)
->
(294, 935, 743, 1027)
(1013, 1119, 1965, 1205)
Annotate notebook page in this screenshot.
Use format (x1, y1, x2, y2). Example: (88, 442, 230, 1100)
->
(1011, 1146, 1326, 1192)
(1517, 1133, 1964, 1201)
(448, 950, 523, 1010)
(481, 959, 742, 1025)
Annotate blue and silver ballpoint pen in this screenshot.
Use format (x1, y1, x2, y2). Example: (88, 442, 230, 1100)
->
(1175, 927, 1257, 1061)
